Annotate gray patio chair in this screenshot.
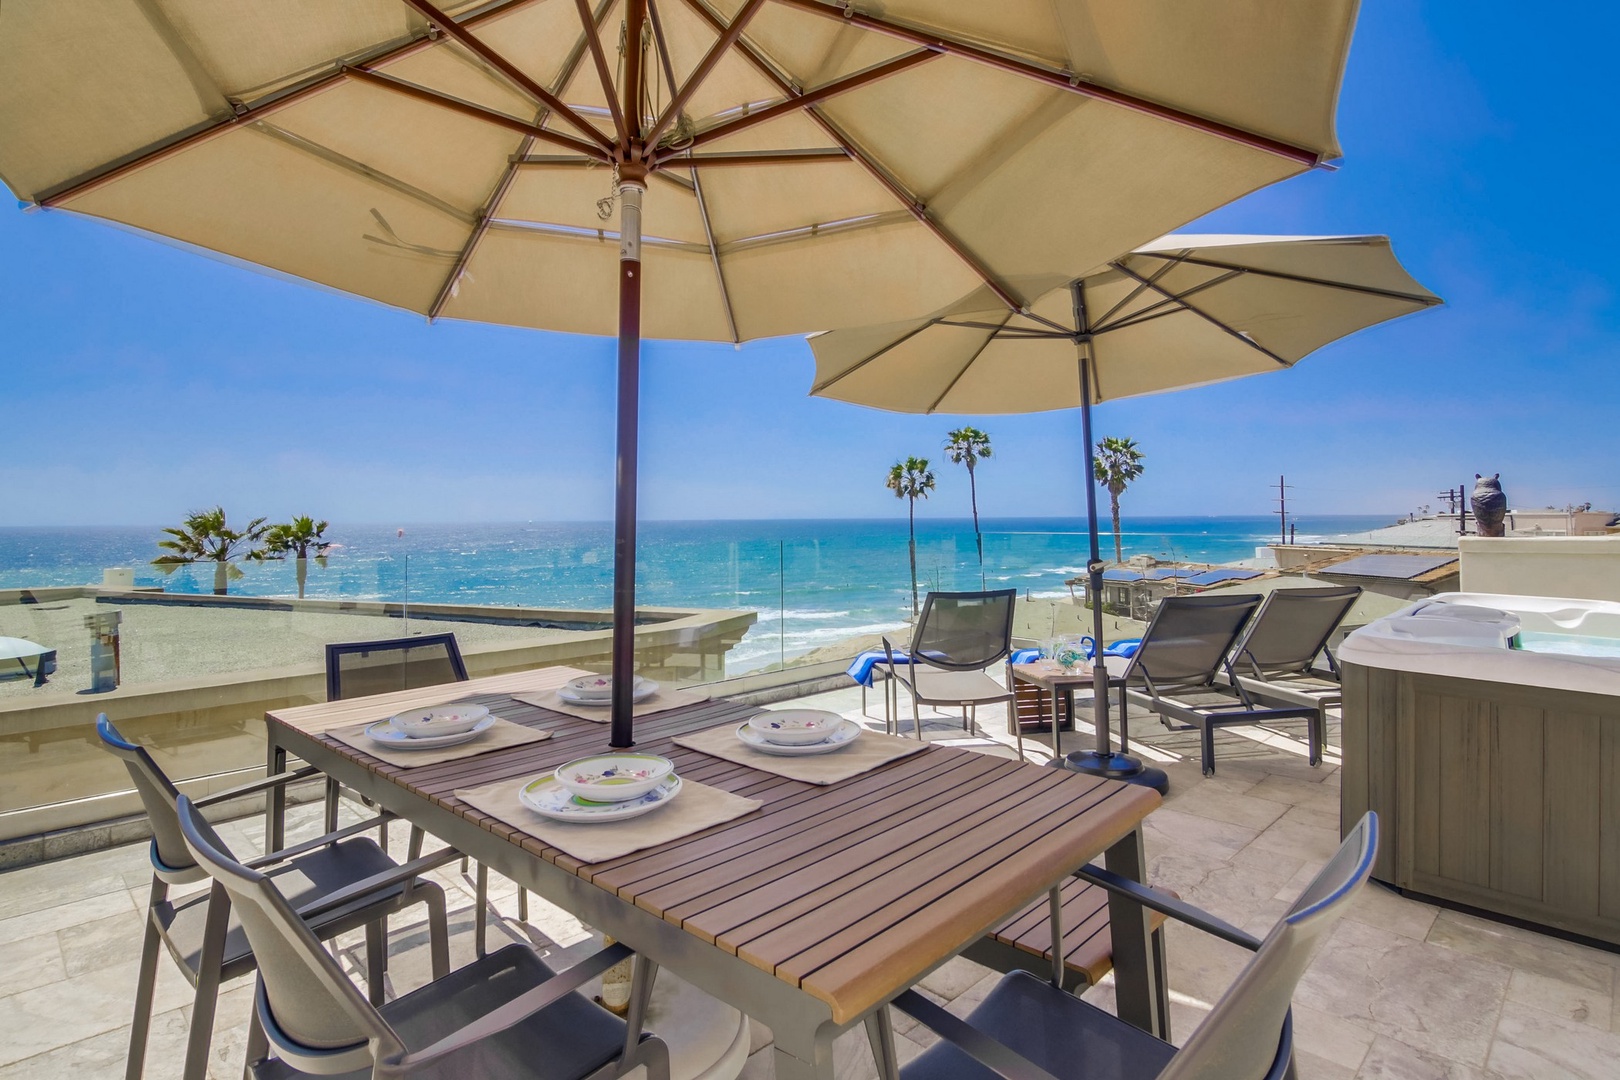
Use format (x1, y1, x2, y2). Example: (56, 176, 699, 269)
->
(1115, 594, 1323, 776)
(326, 634, 522, 956)
(98, 715, 452, 1080)
(882, 590, 1017, 740)
(1219, 585, 1361, 728)
(175, 795, 670, 1080)
(874, 812, 1379, 1080)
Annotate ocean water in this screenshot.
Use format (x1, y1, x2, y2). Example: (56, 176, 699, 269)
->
(0, 516, 1393, 672)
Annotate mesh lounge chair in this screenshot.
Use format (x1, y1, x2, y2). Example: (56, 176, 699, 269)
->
(882, 590, 1017, 740)
(1116, 595, 1323, 776)
(175, 795, 671, 1080)
(326, 634, 521, 956)
(1220, 585, 1361, 730)
(873, 812, 1379, 1080)
(98, 715, 452, 1080)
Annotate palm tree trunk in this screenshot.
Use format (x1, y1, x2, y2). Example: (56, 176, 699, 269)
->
(907, 498, 919, 618)
(1110, 492, 1124, 565)
(968, 461, 984, 590)
(213, 562, 228, 596)
(295, 557, 308, 600)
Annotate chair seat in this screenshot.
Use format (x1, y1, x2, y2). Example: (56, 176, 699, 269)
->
(160, 837, 408, 984)
(255, 946, 627, 1080)
(967, 877, 1171, 989)
(901, 971, 1176, 1080)
(904, 668, 1012, 706)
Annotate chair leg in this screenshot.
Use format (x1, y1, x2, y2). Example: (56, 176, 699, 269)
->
(1150, 922, 1172, 1043)
(1200, 723, 1217, 777)
(475, 862, 489, 958)
(323, 777, 340, 832)
(125, 878, 167, 1080)
(419, 881, 450, 981)
(865, 1007, 901, 1080)
(911, 688, 924, 741)
(518, 887, 528, 922)
(364, 918, 387, 1006)
(1309, 707, 1326, 767)
(241, 988, 269, 1080)
(181, 882, 232, 1080)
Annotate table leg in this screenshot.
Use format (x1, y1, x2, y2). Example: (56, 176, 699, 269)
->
(1104, 827, 1167, 1041)
(1051, 687, 1063, 759)
(264, 736, 287, 857)
(865, 1008, 901, 1080)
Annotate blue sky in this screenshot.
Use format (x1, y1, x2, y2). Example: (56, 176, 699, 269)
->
(4, 2, 1617, 527)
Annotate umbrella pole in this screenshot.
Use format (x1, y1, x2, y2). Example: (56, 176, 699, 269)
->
(609, 177, 647, 749)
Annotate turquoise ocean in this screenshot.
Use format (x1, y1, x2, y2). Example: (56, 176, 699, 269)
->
(0, 516, 1393, 672)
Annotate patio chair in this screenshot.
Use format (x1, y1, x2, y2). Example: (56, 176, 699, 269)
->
(175, 795, 671, 1080)
(874, 812, 1379, 1080)
(882, 590, 1017, 740)
(1219, 585, 1361, 732)
(98, 715, 452, 1080)
(1115, 595, 1323, 776)
(325, 634, 522, 956)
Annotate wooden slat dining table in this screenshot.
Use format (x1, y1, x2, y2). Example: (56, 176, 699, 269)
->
(264, 666, 1166, 1080)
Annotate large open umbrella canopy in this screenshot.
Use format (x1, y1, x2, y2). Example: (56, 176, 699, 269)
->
(809, 234, 1441, 782)
(0, 2, 1361, 746)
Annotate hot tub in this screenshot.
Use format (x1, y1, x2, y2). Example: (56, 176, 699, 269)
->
(1339, 593, 1620, 948)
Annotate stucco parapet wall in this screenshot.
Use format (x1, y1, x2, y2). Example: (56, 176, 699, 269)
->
(1458, 535, 1620, 555)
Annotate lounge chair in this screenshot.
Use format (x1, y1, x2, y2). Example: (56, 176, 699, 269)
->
(1115, 595, 1323, 775)
(882, 590, 1017, 740)
(98, 715, 452, 1080)
(174, 796, 670, 1080)
(1219, 585, 1360, 729)
(874, 813, 1379, 1080)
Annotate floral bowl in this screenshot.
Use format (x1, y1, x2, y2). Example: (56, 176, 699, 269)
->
(564, 674, 616, 701)
(390, 704, 489, 738)
(554, 753, 675, 803)
(746, 708, 845, 746)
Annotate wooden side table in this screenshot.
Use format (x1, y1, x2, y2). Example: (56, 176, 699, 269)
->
(1009, 659, 1131, 762)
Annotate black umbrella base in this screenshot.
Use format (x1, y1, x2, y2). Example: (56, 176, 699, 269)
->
(1050, 750, 1170, 795)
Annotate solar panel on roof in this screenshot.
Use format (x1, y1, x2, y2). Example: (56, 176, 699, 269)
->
(1147, 568, 1199, 579)
(1102, 569, 1144, 582)
(1321, 553, 1457, 580)
(1187, 568, 1264, 586)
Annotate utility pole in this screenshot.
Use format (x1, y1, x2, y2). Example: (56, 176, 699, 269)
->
(1273, 475, 1293, 544)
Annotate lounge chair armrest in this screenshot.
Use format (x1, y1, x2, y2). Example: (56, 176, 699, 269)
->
(397, 943, 636, 1068)
(889, 990, 1062, 1080)
(191, 766, 322, 807)
(243, 815, 393, 869)
(1074, 864, 1263, 952)
(291, 848, 463, 918)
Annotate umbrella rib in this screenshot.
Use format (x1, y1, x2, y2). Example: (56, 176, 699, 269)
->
(689, 165, 741, 342)
(809, 320, 941, 394)
(397, 0, 614, 153)
(646, 0, 767, 149)
(771, 0, 1323, 167)
(573, 0, 629, 145)
(343, 67, 610, 160)
(1131, 250, 1443, 306)
(935, 320, 1063, 337)
(34, 0, 550, 207)
(1112, 263, 1295, 368)
(1091, 254, 1188, 329)
(253, 123, 474, 225)
(1091, 269, 1244, 334)
(674, 0, 1021, 311)
(925, 323, 1007, 414)
(430, 0, 618, 319)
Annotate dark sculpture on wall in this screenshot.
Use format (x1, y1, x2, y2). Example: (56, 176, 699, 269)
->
(1471, 474, 1508, 537)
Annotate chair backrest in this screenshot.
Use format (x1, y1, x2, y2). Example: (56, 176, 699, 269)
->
(909, 590, 1017, 671)
(176, 795, 397, 1071)
(1158, 812, 1379, 1080)
(96, 714, 203, 883)
(1232, 587, 1361, 679)
(326, 633, 468, 702)
(1123, 594, 1264, 692)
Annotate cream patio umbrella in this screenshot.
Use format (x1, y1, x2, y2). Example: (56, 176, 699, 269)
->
(809, 234, 1442, 786)
(0, 1, 1360, 747)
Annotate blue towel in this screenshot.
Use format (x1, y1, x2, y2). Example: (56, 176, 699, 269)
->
(1106, 639, 1142, 658)
(846, 649, 913, 687)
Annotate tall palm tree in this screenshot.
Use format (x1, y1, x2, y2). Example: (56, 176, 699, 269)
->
(943, 427, 992, 589)
(886, 456, 936, 617)
(1093, 437, 1145, 564)
(265, 516, 332, 599)
(152, 507, 269, 595)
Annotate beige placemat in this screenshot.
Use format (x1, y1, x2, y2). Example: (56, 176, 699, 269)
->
(510, 686, 711, 723)
(330, 717, 552, 768)
(454, 776, 762, 864)
(672, 722, 927, 785)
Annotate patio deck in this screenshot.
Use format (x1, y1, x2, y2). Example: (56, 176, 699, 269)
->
(0, 682, 1614, 1079)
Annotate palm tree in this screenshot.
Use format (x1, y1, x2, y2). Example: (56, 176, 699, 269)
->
(886, 456, 936, 617)
(265, 516, 332, 599)
(1093, 437, 1145, 564)
(152, 507, 269, 595)
(944, 427, 992, 588)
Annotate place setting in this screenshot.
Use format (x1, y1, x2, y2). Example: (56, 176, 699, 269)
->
(455, 750, 761, 864)
(329, 701, 553, 767)
(510, 672, 711, 723)
(673, 707, 926, 785)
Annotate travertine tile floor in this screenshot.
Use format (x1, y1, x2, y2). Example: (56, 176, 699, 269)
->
(2, 683, 1615, 1079)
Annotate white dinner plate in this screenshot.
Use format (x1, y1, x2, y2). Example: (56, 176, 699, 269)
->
(364, 714, 495, 750)
(518, 773, 682, 823)
(557, 678, 659, 706)
(734, 718, 862, 756)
